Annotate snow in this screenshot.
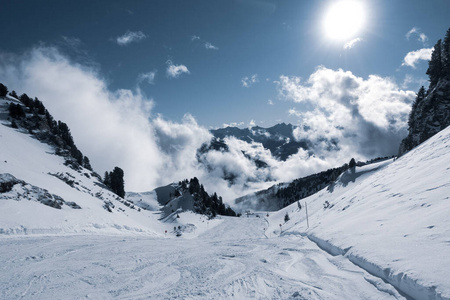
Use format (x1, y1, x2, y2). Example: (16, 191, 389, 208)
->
(266, 125, 450, 299)
(0, 217, 403, 299)
(2, 94, 450, 299)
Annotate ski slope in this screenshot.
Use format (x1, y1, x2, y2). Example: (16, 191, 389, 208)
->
(267, 125, 450, 299)
(0, 216, 404, 299)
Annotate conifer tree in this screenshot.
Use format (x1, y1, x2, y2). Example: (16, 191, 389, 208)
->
(442, 28, 450, 78)
(110, 167, 125, 198)
(83, 156, 93, 171)
(0, 83, 8, 97)
(9, 90, 18, 99)
(426, 39, 443, 90)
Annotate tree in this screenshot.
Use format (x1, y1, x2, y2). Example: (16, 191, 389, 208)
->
(83, 156, 92, 171)
(284, 212, 290, 223)
(408, 86, 426, 128)
(9, 90, 18, 99)
(426, 39, 443, 90)
(442, 28, 450, 78)
(0, 83, 8, 97)
(19, 93, 32, 107)
(104, 171, 111, 187)
(8, 103, 25, 119)
(110, 167, 125, 198)
(349, 158, 356, 168)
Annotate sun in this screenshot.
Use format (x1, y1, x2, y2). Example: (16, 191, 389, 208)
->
(323, 1, 366, 41)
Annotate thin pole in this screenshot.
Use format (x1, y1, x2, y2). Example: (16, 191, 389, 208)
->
(305, 201, 309, 229)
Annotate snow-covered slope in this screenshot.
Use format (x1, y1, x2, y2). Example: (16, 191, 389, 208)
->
(0, 98, 218, 237)
(266, 125, 450, 299)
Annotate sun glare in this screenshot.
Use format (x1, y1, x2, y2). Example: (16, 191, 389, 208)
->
(323, 1, 365, 41)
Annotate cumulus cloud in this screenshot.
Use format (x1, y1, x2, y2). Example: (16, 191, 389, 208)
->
(116, 31, 146, 46)
(343, 38, 362, 49)
(0, 47, 212, 192)
(137, 70, 157, 85)
(402, 48, 433, 68)
(406, 27, 428, 44)
(191, 35, 200, 41)
(276, 66, 415, 159)
(166, 60, 190, 78)
(204, 42, 219, 50)
(0, 47, 418, 208)
(268, 99, 274, 105)
(241, 74, 258, 88)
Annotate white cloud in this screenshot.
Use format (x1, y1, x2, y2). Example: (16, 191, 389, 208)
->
(116, 31, 146, 46)
(166, 60, 190, 78)
(191, 35, 200, 41)
(343, 38, 362, 49)
(205, 42, 219, 50)
(137, 70, 157, 85)
(402, 48, 433, 68)
(241, 74, 259, 88)
(1, 46, 360, 203)
(222, 122, 244, 128)
(268, 99, 274, 105)
(277, 66, 415, 159)
(406, 27, 428, 44)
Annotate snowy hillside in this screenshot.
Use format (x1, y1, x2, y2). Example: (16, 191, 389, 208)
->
(266, 125, 450, 299)
(0, 97, 218, 237)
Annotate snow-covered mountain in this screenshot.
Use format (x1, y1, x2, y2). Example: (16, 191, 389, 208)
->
(265, 125, 450, 299)
(209, 123, 309, 161)
(0, 96, 218, 237)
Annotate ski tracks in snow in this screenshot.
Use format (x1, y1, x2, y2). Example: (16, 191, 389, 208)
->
(0, 217, 404, 299)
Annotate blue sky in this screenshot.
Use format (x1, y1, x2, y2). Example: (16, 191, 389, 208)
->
(1, 0, 449, 129)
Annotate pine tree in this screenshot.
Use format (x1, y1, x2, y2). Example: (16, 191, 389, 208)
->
(104, 172, 111, 187)
(9, 90, 18, 99)
(109, 167, 125, 198)
(442, 28, 450, 79)
(83, 156, 93, 171)
(349, 158, 356, 168)
(426, 39, 443, 90)
(284, 212, 290, 223)
(19, 93, 32, 107)
(408, 86, 426, 128)
(0, 83, 8, 97)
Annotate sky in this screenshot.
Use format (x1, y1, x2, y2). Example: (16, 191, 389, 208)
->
(1, 0, 449, 128)
(0, 0, 449, 197)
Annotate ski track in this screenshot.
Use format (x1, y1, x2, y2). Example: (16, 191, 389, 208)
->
(0, 217, 403, 300)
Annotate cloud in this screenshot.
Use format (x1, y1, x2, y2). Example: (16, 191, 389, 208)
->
(241, 74, 259, 88)
(343, 38, 362, 49)
(276, 66, 415, 158)
(223, 122, 244, 128)
(204, 42, 219, 50)
(191, 35, 200, 41)
(137, 70, 157, 85)
(268, 99, 274, 105)
(116, 31, 146, 46)
(0, 46, 420, 210)
(406, 27, 428, 44)
(166, 60, 190, 78)
(401, 48, 433, 68)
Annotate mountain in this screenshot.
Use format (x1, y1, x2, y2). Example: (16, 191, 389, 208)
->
(127, 177, 237, 220)
(234, 156, 393, 212)
(209, 123, 309, 161)
(266, 124, 450, 299)
(0, 94, 221, 236)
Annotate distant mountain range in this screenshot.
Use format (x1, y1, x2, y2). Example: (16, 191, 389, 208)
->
(209, 123, 309, 161)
